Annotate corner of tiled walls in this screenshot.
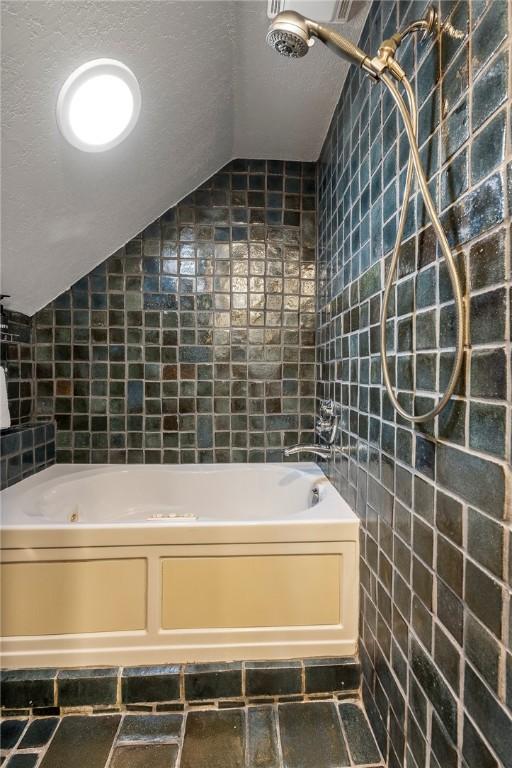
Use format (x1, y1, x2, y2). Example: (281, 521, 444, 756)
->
(317, 0, 511, 766)
(31, 160, 317, 464)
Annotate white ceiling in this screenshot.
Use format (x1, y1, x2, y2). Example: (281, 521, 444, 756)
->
(1, 0, 369, 315)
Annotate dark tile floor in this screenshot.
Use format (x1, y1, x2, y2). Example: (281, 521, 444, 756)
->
(1, 700, 384, 767)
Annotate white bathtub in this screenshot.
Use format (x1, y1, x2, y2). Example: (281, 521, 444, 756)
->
(0, 463, 359, 668)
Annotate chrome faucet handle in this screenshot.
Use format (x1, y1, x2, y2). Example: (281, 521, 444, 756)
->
(316, 416, 338, 446)
(319, 399, 335, 419)
(310, 399, 339, 449)
(316, 399, 337, 437)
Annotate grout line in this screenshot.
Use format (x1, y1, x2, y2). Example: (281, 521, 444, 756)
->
(273, 702, 285, 768)
(334, 700, 355, 767)
(103, 712, 124, 768)
(30, 710, 68, 768)
(173, 709, 187, 768)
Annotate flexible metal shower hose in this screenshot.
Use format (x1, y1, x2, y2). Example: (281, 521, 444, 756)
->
(379, 74, 465, 423)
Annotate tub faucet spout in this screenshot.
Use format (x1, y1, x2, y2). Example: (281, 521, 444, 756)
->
(284, 444, 332, 459)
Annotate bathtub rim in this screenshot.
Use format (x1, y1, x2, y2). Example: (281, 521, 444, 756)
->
(0, 462, 359, 549)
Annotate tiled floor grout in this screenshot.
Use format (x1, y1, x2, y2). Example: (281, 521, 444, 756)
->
(334, 699, 356, 767)
(174, 710, 187, 768)
(243, 702, 249, 767)
(1, 700, 386, 768)
(102, 713, 124, 768)
(30, 716, 60, 768)
(273, 703, 285, 768)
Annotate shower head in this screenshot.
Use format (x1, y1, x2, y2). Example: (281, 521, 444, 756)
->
(266, 11, 312, 58)
(266, 10, 370, 69)
(266, 6, 440, 82)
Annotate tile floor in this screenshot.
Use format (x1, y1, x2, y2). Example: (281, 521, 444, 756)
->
(1, 700, 384, 767)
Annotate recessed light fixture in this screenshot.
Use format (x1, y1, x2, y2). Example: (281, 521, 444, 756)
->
(56, 58, 141, 152)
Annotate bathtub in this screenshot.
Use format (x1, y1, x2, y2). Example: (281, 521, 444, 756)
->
(0, 463, 359, 668)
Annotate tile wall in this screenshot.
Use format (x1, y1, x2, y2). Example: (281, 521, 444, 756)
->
(0, 422, 56, 491)
(1, 309, 34, 425)
(317, 1, 511, 766)
(1, 310, 55, 490)
(32, 160, 317, 464)
(0, 658, 360, 712)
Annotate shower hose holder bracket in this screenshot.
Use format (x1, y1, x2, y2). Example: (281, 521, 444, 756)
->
(369, 4, 438, 82)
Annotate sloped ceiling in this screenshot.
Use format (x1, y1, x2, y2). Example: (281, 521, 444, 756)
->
(1, 0, 368, 315)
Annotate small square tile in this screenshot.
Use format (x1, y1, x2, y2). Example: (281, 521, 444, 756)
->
(1, 670, 56, 710)
(57, 668, 118, 707)
(18, 717, 59, 748)
(278, 702, 349, 768)
(464, 664, 512, 766)
(245, 661, 302, 697)
(464, 613, 500, 693)
(184, 662, 242, 701)
(338, 703, 381, 765)
(467, 507, 503, 579)
(0, 719, 28, 750)
(116, 714, 182, 743)
(121, 666, 180, 704)
(247, 706, 280, 768)
(180, 710, 245, 768)
(4, 755, 39, 768)
(465, 561, 503, 638)
(469, 402, 506, 458)
(39, 715, 120, 768)
(462, 715, 498, 768)
(110, 744, 178, 768)
(304, 659, 360, 694)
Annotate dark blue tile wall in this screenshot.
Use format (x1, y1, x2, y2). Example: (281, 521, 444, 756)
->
(317, 1, 511, 766)
(1, 309, 55, 490)
(1, 309, 34, 425)
(32, 160, 317, 464)
(0, 422, 56, 491)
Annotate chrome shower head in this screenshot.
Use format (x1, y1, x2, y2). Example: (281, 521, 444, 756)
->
(266, 11, 312, 58)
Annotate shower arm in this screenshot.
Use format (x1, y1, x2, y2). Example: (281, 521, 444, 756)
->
(315, 7, 437, 82)
(368, 6, 439, 81)
(378, 73, 465, 422)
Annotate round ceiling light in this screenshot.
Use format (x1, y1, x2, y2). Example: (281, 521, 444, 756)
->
(56, 59, 141, 152)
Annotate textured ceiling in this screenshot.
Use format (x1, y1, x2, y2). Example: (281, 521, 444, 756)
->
(1, 0, 368, 315)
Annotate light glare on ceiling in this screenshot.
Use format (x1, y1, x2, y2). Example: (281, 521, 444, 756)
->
(56, 59, 141, 152)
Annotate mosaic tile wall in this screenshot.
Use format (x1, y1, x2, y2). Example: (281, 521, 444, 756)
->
(33, 160, 317, 463)
(317, 1, 511, 766)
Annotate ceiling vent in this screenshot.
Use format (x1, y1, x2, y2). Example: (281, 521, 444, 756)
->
(267, 0, 353, 22)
